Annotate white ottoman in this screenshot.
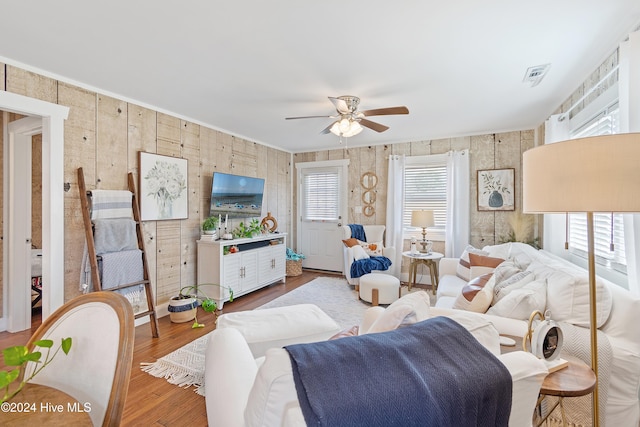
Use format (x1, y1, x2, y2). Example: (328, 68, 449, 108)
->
(359, 273, 401, 306)
(216, 303, 341, 358)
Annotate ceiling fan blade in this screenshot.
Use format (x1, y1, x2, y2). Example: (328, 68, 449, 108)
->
(359, 118, 389, 133)
(285, 115, 333, 120)
(320, 122, 336, 134)
(328, 97, 350, 114)
(360, 106, 409, 117)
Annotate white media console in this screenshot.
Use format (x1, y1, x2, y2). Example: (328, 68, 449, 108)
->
(196, 233, 287, 307)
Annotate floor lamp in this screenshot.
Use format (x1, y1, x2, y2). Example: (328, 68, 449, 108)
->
(522, 133, 640, 426)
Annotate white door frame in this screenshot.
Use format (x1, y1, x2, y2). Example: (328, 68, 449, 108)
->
(1, 91, 69, 331)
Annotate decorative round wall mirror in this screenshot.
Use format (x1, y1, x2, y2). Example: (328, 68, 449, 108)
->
(360, 172, 378, 190)
(360, 171, 378, 217)
(362, 191, 376, 205)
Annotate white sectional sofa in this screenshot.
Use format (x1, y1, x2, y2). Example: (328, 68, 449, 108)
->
(434, 242, 640, 427)
(205, 293, 549, 427)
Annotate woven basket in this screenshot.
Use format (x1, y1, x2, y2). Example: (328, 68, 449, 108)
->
(286, 259, 303, 277)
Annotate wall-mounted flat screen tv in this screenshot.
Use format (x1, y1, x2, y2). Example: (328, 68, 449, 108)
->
(209, 172, 265, 218)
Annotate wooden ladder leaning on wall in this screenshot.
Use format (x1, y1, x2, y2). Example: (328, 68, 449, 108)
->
(77, 167, 160, 338)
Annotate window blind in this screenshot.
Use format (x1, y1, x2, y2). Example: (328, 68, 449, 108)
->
(301, 168, 341, 221)
(403, 163, 447, 231)
(568, 102, 626, 273)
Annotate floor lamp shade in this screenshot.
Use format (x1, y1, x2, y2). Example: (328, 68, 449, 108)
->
(522, 133, 640, 214)
(522, 132, 640, 426)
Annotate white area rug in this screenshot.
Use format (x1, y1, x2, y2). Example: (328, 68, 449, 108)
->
(141, 276, 431, 395)
(257, 276, 368, 328)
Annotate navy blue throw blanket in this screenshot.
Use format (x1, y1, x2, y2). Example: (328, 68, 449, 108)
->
(350, 256, 392, 278)
(285, 317, 512, 427)
(348, 224, 367, 242)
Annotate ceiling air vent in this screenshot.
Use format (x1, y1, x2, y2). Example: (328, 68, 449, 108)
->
(523, 63, 551, 87)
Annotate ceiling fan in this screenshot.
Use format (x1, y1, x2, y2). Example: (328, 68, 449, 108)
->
(286, 95, 409, 137)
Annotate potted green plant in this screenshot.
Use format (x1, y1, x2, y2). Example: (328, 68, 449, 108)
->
(202, 216, 219, 235)
(232, 218, 262, 238)
(1, 337, 72, 403)
(168, 283, 234, 328)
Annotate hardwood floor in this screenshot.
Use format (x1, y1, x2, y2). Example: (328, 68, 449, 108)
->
(0, 270, 336, 426)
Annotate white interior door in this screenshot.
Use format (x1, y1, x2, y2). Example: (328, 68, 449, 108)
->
(6, 117, 39, 332)
(296, 160, 349, 272)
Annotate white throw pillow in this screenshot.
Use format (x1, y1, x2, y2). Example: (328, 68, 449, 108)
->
(493, 270, 535, 305)
(367, 291, 431, 333)
(351, 244, 370, 260)
(452, 274, 496, 313)
(492, 259, 522, 285)
(357, 240, 384, 256)
(456, 245, 489, 281)
(486, 279, 546, 320)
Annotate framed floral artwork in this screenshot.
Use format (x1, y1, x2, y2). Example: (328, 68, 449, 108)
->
(477, 168, 515, 211)
(139, 152, 188, 220)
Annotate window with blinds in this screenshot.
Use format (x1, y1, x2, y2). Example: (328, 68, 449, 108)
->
(403, 160, 447, 236)
(568, 102, 627, 273)
(301, 168, 341, 221)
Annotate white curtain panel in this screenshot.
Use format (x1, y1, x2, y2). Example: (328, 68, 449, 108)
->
(386, 154, 405, 272)
(542, 115, 572, 260)
(620, 30, 640, 295)
(544, 114, 570, 144)
(445, 150, 470, 258)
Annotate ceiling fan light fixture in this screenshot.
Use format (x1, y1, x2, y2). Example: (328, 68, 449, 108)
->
(330, 118, 362, 138)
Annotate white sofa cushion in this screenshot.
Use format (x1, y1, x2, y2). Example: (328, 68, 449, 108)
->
(216, 304, 342, 358)
(366, 291, 431, 333)
(486, 279, 547, 320)
(526, 260, 612, 328)
(499, 352, 549, 426)
(435, 311, 501, 355)
(244, 347, 299, 427)
(437, 274, 467, 298)
(485, 242, 540, 269)
(205, 328, 259, 427)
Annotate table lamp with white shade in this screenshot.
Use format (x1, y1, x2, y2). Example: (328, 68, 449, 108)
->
(411, 210, 434, 253)
(522, 132, 640, 427)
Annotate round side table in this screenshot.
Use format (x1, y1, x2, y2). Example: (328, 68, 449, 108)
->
(402, 251, 443, 294)
(535, 357, 596, 427)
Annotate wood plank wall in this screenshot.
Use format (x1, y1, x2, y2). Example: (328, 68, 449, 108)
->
(292, 132, 535, 276)
(0, 48, 620, 313)
(0, 64, 292, 310)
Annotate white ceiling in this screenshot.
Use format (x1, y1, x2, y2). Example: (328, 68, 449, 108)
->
(2, 1, 639, 153)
